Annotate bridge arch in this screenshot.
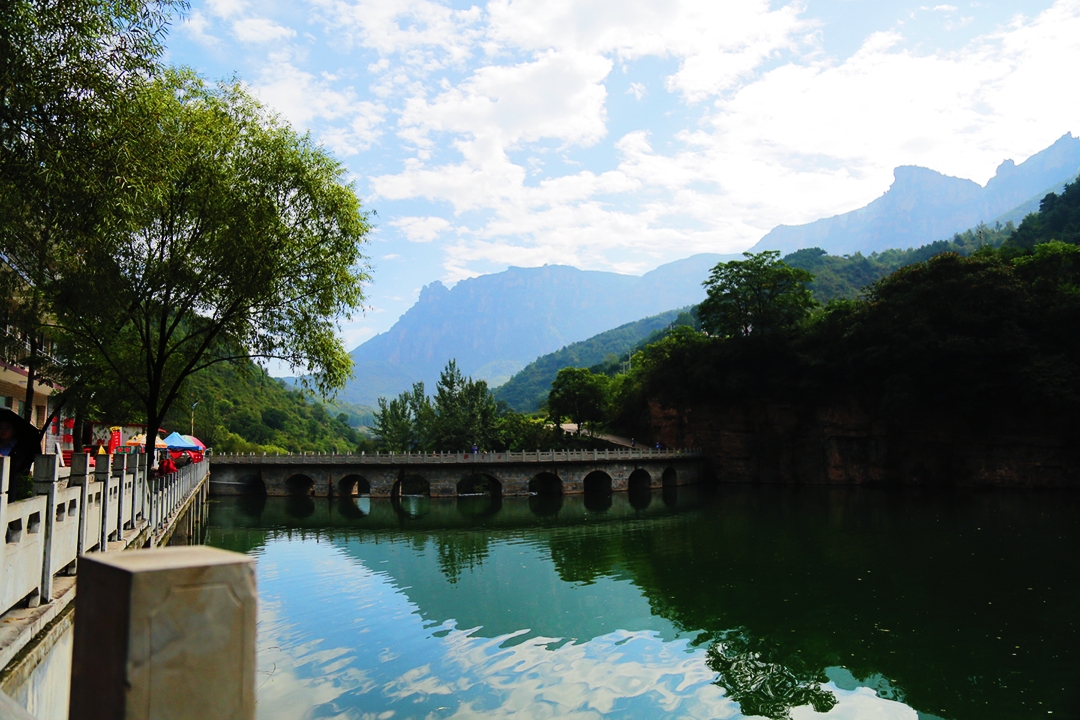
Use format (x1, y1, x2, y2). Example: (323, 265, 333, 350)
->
(285, 474, 315, 497)
(628, 468, 652, 509)
(393, 474, 430, 499)
(583, 470, 613, 512)
(529, 472, 562, 496)
(337, 474, 371, 497)
(457, 473, 502, 498)
(662, 467, 678, 487)
(239, 473, 266, 496)
(628, 468, 651, 492)
(583, 470, 612, 494)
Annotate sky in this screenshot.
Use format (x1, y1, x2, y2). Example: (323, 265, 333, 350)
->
(164, 0, 1080, 351)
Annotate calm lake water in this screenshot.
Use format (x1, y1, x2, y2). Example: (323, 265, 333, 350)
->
(204, 485, 1080, 720)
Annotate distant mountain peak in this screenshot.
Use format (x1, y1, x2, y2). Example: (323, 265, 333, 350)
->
(751, 133, 1080, 256)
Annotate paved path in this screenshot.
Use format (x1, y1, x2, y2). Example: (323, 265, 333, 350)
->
(559, 424, 639, 449)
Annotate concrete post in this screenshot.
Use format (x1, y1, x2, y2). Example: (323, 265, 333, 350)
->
(71, 453, 92, 559)
(95, 454, 112, 549)
(32, 454, 60, 604)
(128, 453, 139, 525)
(69, 547, 257, 720)
(113, 453, 131, 532)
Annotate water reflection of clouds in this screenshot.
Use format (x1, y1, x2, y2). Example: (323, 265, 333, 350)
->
(252, 535, 923, 719)
(255, 600, 377, 720)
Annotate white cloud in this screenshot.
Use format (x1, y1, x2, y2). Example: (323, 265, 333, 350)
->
(232, 17, 297, 43)
(399, 50, 612, 150)
(180, 10, 219, 45)
(252, 59, 388, 153)
(207, 0, 246, 19)
(176, 0, 1080, 300)
(390, 216, 452, 242)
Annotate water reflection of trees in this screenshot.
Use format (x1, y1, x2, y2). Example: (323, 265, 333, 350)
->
(435, 531, 491, 583)
(706, 631, 836, 720)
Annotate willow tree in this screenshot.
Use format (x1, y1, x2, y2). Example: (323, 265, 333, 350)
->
(0, 0, 182, 424)
(53, 70, 371, 456)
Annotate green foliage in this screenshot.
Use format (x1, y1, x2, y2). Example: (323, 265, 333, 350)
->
(1009, 179, 1080, 249)
(698, 251, 816, 338)
(783, 222, 1016, 303)
(50, 70, 371, 455)
(547, 367, 609, 433)
(0, 0, 182, 423)
(493, 308, 686, 411)
(161, 360, 362, 454)
(373, 360, 620, 452)
(609, 243, 1080, 442)
(373, 362, 499, 452)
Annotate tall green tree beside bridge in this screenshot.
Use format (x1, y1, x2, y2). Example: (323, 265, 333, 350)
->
(52, 70, 371, 457)
(0, 0, 182, 425)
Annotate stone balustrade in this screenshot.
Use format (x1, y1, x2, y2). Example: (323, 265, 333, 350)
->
(210, 446, 701, 465)
(0, 454, 209, 620)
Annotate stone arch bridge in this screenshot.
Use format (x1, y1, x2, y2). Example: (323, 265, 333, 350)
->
(208, 448, 704, 499)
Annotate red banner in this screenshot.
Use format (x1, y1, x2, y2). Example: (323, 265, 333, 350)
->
(107, 427, 121, 454)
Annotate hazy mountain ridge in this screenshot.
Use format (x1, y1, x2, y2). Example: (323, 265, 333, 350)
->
(493, 308, 688, 412)
(751, 133, 1080, 255)
(340, 254, 738, 406)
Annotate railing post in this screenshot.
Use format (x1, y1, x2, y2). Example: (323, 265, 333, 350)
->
(69, 546, 257, 720)
(33, 454, 60, 604)
(136, 453, 148, 521)
(71, 453, 92, 560)
(95, 454, 113, 550)
(113, 452, 129, 535)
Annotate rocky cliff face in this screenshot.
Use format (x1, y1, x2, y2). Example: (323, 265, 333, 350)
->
(650, 400, 1080, 487)
(750, 133, 1080, 256)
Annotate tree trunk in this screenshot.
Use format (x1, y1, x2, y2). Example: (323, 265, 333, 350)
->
(22, 332, 38, 426)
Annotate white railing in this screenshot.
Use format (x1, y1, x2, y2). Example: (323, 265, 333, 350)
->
(209, 447, 701, 464)
(0, 453, 209, 618)
(147, 459, 207, 543)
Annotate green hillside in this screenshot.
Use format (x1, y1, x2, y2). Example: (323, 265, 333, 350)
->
(493, 308, 688, 411)
(783, 221, 1015, 303)
(163, 361, 376, 454)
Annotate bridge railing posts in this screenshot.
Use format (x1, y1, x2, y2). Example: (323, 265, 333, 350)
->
(95, 454, 112, 548)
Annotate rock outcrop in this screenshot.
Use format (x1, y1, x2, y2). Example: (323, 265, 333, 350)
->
(650, 400, 1080, 487)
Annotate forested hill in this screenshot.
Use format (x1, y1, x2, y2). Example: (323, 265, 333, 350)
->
(493, 308, 688, 412)
(784, 221, 1015, 302)
(493, 221, 1018, 412)
(163, 361, 373, 454)
(611, 178, 1080, 486)
(751, 133, 1080, 256)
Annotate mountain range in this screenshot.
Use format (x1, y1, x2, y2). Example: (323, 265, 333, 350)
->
(750, 133, 1080, 255)
(336, 254, 737, 406)
(334, 133, 1080, 409)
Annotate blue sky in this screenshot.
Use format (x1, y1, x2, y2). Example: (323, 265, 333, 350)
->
(164, 0, 1080, 352)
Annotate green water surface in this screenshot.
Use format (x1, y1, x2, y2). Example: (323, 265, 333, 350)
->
(204, 485, 1080, 720)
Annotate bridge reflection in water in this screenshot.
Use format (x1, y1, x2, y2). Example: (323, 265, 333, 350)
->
(219, 481, 706, 532)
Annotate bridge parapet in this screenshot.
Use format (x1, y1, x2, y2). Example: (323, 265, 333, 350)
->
(209, 447, 705, 498)
(209, 447, 701, 466)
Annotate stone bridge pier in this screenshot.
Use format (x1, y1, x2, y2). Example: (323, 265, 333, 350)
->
(208, 449, 704, 499)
